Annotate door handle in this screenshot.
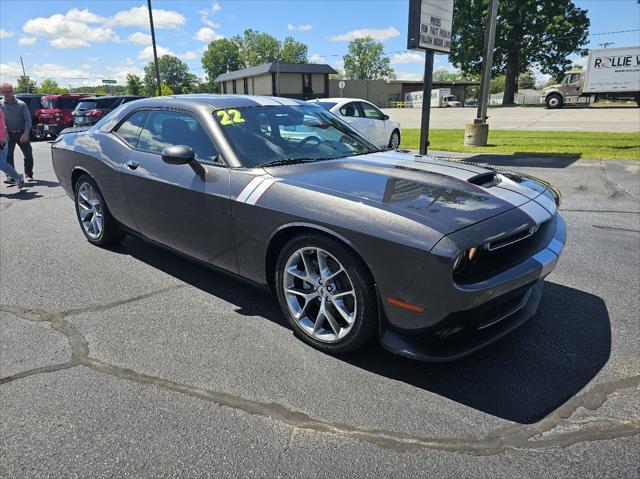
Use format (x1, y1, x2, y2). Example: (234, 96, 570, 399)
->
(125, 160, 139, 170)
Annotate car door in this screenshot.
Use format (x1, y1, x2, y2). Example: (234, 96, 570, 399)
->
(338, 102, 373, 141)
(358, 101, 388, 147)
(119, 108, 237, 272)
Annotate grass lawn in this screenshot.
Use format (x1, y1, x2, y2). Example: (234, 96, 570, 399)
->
(400, 129, 640, 160)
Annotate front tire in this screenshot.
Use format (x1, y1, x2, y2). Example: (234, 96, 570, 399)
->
(275, 235, 377, 354)
(74, 174, 125, 246)
(546, 94, 563, 109)
(388, 130, 401, 150)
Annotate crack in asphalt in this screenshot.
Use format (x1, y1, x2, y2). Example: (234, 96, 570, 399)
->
(599, 160, 640, 202)
(1, 300, 639, 456)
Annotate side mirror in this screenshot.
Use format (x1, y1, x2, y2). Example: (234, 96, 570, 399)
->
(161, 145, 205, 177)
(161, 145, 194, 165)
(382, 114, 390, 120)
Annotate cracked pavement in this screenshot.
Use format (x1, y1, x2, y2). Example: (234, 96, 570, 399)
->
(1, 143, 639, 477)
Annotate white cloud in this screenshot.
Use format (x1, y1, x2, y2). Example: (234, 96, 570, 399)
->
(212, 3, 222, 12)
(328, 26, 400, 42)
(0, 28, 15, 39)
(309, 53, 326, 64)
(32, 63, 91, 80)
(288, 24, 313, 32)
(128, 32, 151, 45)
(18, 37, 37, 46)
(395, 71, 423, 81)
(0, 62, 24, 81)
(202, 18, 221, 28)
(138, 45, 175, 62)
(200, 3, 222, 29)
(23, 8, 119, 47)
(111, 5, 186, 29)
(49, 38, 90, 49)
(181, 51, 198, 61)
(194, 27, 223, 42)
(390, 52, 424, 64)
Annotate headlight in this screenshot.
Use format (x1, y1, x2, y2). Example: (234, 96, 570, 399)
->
(453, 247, 479, 272)
(453, 251, 466, 271)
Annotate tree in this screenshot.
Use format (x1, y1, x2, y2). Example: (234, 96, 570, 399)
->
(144, 55, 197, 96)
(517, 69, 536, 90)
(201, 38, 242, 90)
(280, 36, 308, 63)
(489, 75, 505, 95)
(16, 76, 37, 93)
(450, 0, 590, 104)
(160, 83, 173, 96)
(343, 37, 394, 80)
(37, 79, 68, 94)
(233, 29, 280, 67)
(126, 74, 144, 95)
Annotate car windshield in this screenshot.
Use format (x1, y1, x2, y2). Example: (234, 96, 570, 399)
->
(75, 100, 98, 111)
(213, 104, 378, 168)
(315, 101, 337, 110)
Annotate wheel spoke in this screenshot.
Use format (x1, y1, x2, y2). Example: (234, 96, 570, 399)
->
(323, 304, 341, 336)
(317, 250, 331, 279)
(326, 268, 344, 282)
(313, 301, 326, 334)
(333, 300, 354, 325)
(286, 266, 307, 281)
(331, 290, 353, 299)
(300, 250, 316, 279)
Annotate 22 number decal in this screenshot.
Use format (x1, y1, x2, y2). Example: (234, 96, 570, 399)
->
(216, 109, 245, 125)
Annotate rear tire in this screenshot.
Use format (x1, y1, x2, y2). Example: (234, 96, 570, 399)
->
(74, 174, 125, 246)
(275, 234, 377, 355)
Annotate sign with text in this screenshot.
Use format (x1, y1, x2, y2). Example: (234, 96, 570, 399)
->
(101, 79, 117, 84)
(407, 0, 454, 53)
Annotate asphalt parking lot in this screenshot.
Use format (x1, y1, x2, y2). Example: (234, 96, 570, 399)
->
(382, 105, 640, 132)
(1, 141, 639, 477)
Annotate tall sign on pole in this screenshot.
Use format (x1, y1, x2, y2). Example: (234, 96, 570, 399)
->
(407, 0, 454, 155)
(147, 0, 162, 97)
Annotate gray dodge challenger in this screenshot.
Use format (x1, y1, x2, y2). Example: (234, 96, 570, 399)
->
(51, 95, 565, 361)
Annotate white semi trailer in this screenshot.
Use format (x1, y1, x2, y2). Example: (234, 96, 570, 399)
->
(542, 46, 640, 109)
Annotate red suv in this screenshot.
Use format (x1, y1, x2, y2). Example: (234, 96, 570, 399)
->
(36, 93, 91, 138)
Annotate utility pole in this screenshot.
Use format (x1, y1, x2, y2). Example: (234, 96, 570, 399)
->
(19, 56, 31, 93)
(464, 0, 498, 146)
(419, 51, 435, 155)
(147, 0, 162, 96)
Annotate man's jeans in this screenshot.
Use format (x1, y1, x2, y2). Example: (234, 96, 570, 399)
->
(6, 131, 33, 177)
(0, 142, 22, 181)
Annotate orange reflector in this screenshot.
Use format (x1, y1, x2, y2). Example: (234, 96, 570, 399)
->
(386, 297, 425, 313)
(468, 247, 478, 261)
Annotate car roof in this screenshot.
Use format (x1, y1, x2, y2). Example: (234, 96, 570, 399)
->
(135, 94, 316, 110)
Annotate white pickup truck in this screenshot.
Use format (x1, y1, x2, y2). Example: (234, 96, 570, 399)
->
(542, 46, 640, 109)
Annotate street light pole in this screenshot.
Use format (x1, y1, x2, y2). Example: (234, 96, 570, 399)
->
(465, 0, 498, 146)
(147, 0, 162, 96)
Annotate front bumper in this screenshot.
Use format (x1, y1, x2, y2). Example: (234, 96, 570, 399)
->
(379, 213, 566, 362)
(36, 123, 66, 137)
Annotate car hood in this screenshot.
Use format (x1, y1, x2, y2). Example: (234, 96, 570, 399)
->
(265, 150, 553, 235)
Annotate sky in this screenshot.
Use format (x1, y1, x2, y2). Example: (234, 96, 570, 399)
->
(1, 0, 639, 88)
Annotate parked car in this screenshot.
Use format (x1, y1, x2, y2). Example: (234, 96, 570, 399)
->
(51, 95, 565, 362)
(36, 93, 92, 139)
(15, 93, 45, 140)
(464, 98, 479, 107)
(441, 95, 462, 107)
(73, 95, 145, 127)
(314, 98, 401, 150)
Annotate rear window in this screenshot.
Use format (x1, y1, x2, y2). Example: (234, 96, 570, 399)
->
(96, 98, 120, 108)
(75, 100, 98, 111)
(42, 98, 83, 110)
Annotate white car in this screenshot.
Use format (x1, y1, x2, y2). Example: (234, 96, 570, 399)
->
(314, 98, 401, 150)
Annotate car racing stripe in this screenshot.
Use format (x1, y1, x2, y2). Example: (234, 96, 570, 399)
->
(245, 178, 276, 205)
(236, 175, 268, 203)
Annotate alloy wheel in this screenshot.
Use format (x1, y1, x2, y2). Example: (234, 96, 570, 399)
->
(283, 247, 357, 343)
(77, 182, 104, 240)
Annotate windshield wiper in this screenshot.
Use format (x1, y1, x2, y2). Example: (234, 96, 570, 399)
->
(260, 157, 336, 168)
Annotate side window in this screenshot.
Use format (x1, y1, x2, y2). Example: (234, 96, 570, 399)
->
(114, 111, 148, 148)
(360, 102, 384, 120)
(569, 73, 580, 84)
(137, 110, 220, 164)
(339, 102, 362, 117)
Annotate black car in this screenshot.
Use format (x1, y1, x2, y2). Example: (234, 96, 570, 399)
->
(15, 93, 45, 140)
(51, 95, 565, 361)
(73, 95, 144, 127)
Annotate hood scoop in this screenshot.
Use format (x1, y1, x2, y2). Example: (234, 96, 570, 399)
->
(467, 172, 501, 188)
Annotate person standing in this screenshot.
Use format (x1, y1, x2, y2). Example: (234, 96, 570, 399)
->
(0, 108, 24, 190)
(0, 83, 34, 184)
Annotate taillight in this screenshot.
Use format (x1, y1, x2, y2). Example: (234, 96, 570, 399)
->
(87, 109, 105, 118)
